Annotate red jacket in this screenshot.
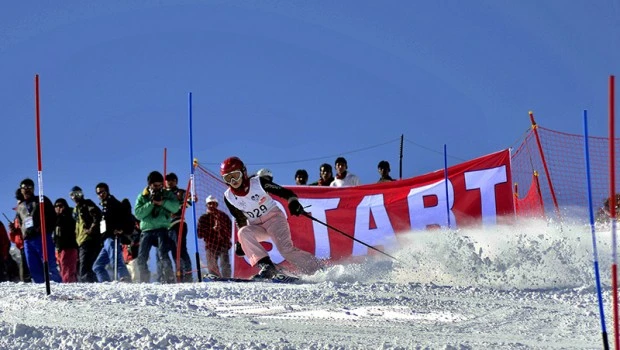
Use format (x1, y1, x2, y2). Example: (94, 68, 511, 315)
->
(9, 218, 24, 250)
(197, 209, 232, 252)
(0, 222, 10, 260)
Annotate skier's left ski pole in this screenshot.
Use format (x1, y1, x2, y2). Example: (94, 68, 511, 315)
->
(300, 212, 399, 261)
(2, 213, 11, 224)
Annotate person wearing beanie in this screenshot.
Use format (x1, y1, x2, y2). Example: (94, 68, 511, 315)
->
(71, 185, 102, 283)
(165, 172, 193, 283)
(134, 170, 180, 283)
(294, 169, 308, 185)
(197, 195, 232, 278)
(330, 157, 361, 187)
(11, 178, 62, 283)
(53, 198, 78, 283)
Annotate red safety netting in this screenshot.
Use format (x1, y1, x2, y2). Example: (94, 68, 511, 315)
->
(511, 126, 619, 221)
(514, 172, 544, 218)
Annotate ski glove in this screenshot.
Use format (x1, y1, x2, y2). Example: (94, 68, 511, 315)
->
(288, 199, 304, 216)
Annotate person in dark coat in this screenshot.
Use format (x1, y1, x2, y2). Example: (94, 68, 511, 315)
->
(54, 198, 78, 283)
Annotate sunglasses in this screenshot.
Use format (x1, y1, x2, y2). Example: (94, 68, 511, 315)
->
(70, 191, 83, 198)
(96, 190, 107, 196)
(55, 204, 64, 208)
(20, 185, 34, 190)
(222, 170, 242, 184)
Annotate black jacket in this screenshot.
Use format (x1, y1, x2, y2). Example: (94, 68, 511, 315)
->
(54, 208, 78, 251)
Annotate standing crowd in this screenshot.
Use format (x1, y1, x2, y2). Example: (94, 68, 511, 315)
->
(0, 157, 396, 283)
(0, 172, 197, 284)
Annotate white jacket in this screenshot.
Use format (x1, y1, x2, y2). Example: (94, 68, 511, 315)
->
(330, 172, 361, 187)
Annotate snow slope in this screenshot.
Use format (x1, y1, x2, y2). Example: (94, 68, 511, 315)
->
(0, 220, 611, 349)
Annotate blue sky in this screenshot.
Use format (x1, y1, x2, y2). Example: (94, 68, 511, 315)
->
(2, 1, 620, 221)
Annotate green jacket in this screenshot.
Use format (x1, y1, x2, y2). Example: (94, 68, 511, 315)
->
(134, 187, 180, 232)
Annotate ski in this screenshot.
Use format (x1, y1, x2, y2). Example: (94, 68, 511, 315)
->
(202, 273, 300, 284)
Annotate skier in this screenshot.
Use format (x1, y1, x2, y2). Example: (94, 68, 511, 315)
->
(220, 156, 321, 279)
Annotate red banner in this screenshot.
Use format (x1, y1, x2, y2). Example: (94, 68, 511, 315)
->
(233, 149, 514, 277)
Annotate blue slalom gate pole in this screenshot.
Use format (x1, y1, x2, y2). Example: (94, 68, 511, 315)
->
(443, 144, 451, 229)
(584, 110, 609, 350)
(188, 92, 201, 282)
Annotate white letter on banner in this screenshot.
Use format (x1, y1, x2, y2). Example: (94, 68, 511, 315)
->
(408, 180, 456, 230)
(352, 194, 396, 256)
(301, 198, 340, 259)
(464, 165, 507, 226)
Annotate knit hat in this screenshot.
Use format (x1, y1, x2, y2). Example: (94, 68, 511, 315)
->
(206, 195, 218, 204)
(334, 157, 347, 166)
(147, 171, 164, 184)
(20, 178, 35, 188)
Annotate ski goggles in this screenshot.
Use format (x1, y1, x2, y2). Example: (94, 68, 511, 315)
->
(70, 190, 83, 199)
(222, 170, 243, 184)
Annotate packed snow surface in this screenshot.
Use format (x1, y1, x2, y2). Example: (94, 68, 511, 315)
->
(0, 220, 613, 349)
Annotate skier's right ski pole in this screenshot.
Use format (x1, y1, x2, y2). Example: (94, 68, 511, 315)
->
(300, 212, 399, 261)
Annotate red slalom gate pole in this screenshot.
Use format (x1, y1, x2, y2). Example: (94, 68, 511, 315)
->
(35, 75, 51, 295)
(610, 75, 618, 350)
(163, 148, 167, 184)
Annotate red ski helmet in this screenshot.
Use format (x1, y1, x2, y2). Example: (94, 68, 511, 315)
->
(220, 156, 250, 193)
(220, 156, 245, 176)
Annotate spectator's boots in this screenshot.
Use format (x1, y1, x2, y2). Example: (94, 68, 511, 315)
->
(253, 257, 278, 279)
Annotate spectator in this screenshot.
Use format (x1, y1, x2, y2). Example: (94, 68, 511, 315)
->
(377, 160, 395, 183)
(53, 198, 78, 283)
(309, 163, 334, 186)
(197, 195, 232, 278)
(71, 185, 102, 283)
(165, 173, 192, 282)
(294, 169, 309, 185)
(121, 198, 141, 282)
(134, 171, 180, 283)
(11, 178, 62, 283)
(220, 156, 321, 278)
(10, 189, 31, 282)
(596, 193, 620, 223)
(330, 157, 361, 187)
(92, 183, 131, 282)
(0, 221, 18, 282)
(257, 168, 273, 182)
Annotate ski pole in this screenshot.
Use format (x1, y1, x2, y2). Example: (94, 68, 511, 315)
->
(114, 235, 118, 281)
(300, 212, 399, 261)
(2, 213, 11, 224)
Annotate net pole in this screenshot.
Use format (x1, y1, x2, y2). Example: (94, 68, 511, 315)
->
(188, 92, 201, 281)
(609, 75, 619, 350)
(584, 110, 609, 350)
(399, 134, 403, 180)
(35, 75, 51, 295)
(528, 111, 561, 219)
(443, 144, 451, 229)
